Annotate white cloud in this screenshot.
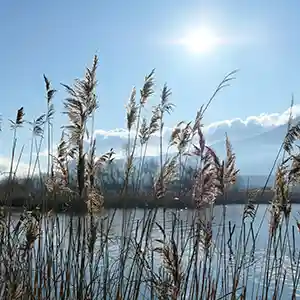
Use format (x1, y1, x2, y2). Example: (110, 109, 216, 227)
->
(0, 156, 32, 177)
(93, 104, 300, 146)
(94, 128, 129, 139)
(94, 127, 171, 139)
(32, 104, 300, 161)
(204, 104, 300, 133)
(38, 147, 57, 158)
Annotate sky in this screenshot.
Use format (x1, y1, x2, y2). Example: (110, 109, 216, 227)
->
(1, 0, 300, 175)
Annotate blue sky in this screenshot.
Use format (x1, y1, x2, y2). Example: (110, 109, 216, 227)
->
(1, 0, 300, 174)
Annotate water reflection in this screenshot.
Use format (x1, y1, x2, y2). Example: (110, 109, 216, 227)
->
(8, 204, 300, 298)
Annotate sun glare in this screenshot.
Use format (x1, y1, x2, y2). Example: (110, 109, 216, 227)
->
(179, 27, 220, 54)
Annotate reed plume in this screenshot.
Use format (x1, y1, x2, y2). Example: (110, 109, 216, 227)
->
(139, 117, 148, 146)
(169, 121, 193, 154)
(192, 146, 222, 208)
(153, 237, 183, 299)
(10, 107, 25, 128)
(273, 164, 291, 218)
(136, 107, 160, 192)
(7, 107, 25, 187)
(189, 126, 222, 208)
(123, 69, 155, 196)
(154, 155, 178, 199)
(284, 122, 300, 154)
(27, 114, 46, 179)
(43, 75, 56, 177)
(86, 147, 114, 210)
(220, 133, 239, 193)
(157, 84, 174, 201)
(3, 57, 300, 299)
(140, 69, 155, 105)
(23, 214, 40, 251)
(288, 152, 300, 183)
(126, 87, 138, 134)
(62, 55, 98, 200)
(243, 188, 259, 220)
(45, 131, 74, 204)
(44, 74, 57, 105)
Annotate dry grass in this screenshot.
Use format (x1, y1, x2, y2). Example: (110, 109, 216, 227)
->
(0, 56, 300, 299)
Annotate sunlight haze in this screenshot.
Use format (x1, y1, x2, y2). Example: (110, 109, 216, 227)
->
(178, 27, 223, 54)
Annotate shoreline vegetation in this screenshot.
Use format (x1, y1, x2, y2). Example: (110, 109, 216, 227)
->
(4, 189, 300, 210)
(2, 55, 300, 299)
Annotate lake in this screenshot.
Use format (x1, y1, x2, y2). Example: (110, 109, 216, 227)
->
(6, 204, 300, 299)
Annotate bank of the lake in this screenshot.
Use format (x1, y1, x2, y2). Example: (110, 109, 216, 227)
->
(3, 189, 300, 212)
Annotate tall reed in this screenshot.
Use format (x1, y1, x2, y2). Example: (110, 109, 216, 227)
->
(0, 56, 300, 300)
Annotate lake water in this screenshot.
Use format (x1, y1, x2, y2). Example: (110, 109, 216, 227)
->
(7, 204, 300, 299)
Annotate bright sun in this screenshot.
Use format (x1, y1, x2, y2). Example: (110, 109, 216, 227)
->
(179, 27, 220, 54)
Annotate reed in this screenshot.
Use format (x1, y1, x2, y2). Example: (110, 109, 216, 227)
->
(0, 56, 300, 299)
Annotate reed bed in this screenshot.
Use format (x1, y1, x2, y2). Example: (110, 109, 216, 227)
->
(0, 56, 300, 299)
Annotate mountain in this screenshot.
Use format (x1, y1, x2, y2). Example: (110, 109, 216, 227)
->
(209, 118, 300, 175)
(81, 116, 300, 182)
(204, 119, 275, 145)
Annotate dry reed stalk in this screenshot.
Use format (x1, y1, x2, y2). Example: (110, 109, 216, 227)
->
(157, 84, 174, 199)
(27, 114, 46, 179)
(43, 74, 56, 178)
(62, 55, 98, 202)
(4, 56, 300, 299)
(153, 238, 183, 299)
(154, 155, 178, 199)
(8, 107, 25, 181)
(136, 107, 160, 193)
(122, 70, 155, 196)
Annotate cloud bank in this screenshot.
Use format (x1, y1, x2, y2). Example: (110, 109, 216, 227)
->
(90, 104, 300, 154)
(0, 156, 32, 178)
(204, 104, 300, 133)
(36, 104, 300, 161)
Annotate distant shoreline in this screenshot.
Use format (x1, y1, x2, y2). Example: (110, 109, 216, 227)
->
(101, 190, 295, 209)
(3, 190, 300, 212)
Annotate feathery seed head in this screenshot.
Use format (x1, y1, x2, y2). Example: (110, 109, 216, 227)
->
(126, 87, 138, 131)
(16, 107, 25, 125)
(140, 69, 155, 105)
(43, 74, 57, 104)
